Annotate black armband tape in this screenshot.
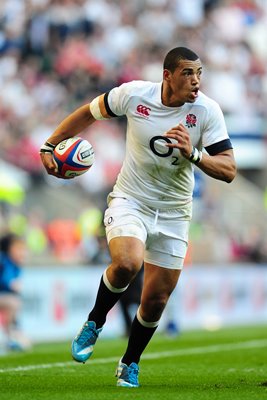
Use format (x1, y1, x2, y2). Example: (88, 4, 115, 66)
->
(205, 139, 233, 156)
(104, 92, 118, 118)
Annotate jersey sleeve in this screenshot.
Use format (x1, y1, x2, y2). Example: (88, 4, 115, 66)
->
(202, 100, 230, 148)
(105, 81, 137, 117)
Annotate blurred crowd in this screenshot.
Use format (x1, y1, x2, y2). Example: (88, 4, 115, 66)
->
(0, 0, 267, 265)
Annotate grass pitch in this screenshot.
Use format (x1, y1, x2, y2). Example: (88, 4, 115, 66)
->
(0, 324, 266, 400)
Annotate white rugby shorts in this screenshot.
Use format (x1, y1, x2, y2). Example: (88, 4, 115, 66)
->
(104, 196, 192, 270)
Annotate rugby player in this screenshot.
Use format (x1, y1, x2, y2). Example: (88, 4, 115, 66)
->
(40, 47, 236, 387)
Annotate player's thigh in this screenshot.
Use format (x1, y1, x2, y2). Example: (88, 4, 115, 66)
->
(140, 263, 181, 318)
(104, 196, 146, 276)
(107, 236, 145, 286)
(104, 197, 147, 247)
(109, 236, 145, 268)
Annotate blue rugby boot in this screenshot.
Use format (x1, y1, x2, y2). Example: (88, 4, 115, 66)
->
(116, 359, 140, 387)
(71, 321, 102, 363)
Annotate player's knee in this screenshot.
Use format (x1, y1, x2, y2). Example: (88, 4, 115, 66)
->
(112, 256, 141, 282)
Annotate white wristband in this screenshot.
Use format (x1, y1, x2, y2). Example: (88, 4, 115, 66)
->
(189, 147, 202, 164)
(39, 141, 56, 154)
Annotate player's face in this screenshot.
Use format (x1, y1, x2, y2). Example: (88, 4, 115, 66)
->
(163, 59, 202, 106)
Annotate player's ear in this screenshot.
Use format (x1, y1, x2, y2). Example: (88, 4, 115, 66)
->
(163, 69, 172, 81)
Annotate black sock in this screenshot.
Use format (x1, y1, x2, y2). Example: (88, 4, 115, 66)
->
(121, 316, 158, 365)
(88, 276, 125, 329)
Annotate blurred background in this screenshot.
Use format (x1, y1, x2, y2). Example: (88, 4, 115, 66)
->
(0, 0, 267, 345)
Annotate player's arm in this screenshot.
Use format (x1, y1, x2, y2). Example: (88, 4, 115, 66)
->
(40, 94, 111, 177)
(164, 123, 237, 183)
(193, 148, 236, 183)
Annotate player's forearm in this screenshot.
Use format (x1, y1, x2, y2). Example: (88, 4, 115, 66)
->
(197, 150, 236, 183)
(46, 104, 95, 146)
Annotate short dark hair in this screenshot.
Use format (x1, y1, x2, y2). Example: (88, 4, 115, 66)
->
(163, 47, 200, 72)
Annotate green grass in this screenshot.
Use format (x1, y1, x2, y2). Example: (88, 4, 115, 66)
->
(0, 325, 267, 400)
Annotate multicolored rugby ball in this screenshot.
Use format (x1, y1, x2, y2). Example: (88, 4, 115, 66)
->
(53, 137, 94, 178)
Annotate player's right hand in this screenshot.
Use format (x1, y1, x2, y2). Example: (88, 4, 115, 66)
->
(39, 152, 60, 177)
(163, 123, 192, 159)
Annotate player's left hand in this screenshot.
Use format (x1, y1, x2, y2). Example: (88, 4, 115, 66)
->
(163, 123, 192, 159)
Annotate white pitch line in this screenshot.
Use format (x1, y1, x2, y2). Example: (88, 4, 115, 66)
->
(142, 338, 267, 360)
(0, 338, 266, 374)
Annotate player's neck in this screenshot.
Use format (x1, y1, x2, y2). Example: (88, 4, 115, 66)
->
(161, 83, 184, 108)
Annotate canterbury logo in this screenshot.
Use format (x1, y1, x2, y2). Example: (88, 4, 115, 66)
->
(136, 104, 151, 117)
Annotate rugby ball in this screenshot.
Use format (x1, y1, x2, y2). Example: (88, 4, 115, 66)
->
(53, 137, 94, 178)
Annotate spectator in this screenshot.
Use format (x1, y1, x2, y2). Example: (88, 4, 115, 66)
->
(0, 233, 31, 351)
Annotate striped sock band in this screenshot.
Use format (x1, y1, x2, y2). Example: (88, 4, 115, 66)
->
(136, 306, 160, 328)
(103, 268, 129, 293)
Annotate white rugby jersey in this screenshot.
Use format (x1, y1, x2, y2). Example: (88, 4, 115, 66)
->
(95, 80, 232, 209)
